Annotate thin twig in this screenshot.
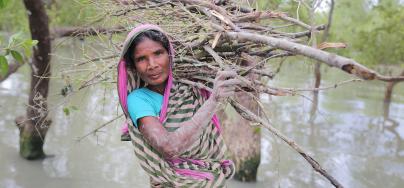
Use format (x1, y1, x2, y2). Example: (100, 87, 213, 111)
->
(76, 114, 124, 142)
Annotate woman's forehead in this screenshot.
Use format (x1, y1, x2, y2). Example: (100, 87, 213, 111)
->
(133, 38, 166, 55)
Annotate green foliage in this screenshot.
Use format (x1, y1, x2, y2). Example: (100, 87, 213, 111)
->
(63, 106, 78, 116)
(254, 0, 285, 10)
(0, 0, 27, 32)
(46, 0, 99, 27)
(0, 32, 38, 77)
(254, 0, 310, 21)
(0, 0, 98, 32)
(4, 32, 38, 58)
(254, 0, 313, 35)
(0, 0, 10, 9)
(253, 127, 261, 134)
(256, 0, 404, 66)
(10, 50, 23, 63)
(63, 107, 70, 116)
(330, 0, 404, 66)
(0, 55, 8, 76)
(22, 39, 38, 57)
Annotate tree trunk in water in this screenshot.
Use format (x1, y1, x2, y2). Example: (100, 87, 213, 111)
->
(15, 0, 51, 160)
(219, 59, 261, 182)
(384, 70, 404, 103)
(309, 62, 321, 121)
(314, 62, 322, 90)
(310, 0, 334, 121)
(384, 82, 394, 104)
(383, 70, 404, 117)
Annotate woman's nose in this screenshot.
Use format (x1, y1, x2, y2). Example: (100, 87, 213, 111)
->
(148, 57, 158, 69)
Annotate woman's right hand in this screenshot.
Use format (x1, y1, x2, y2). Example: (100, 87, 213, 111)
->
(211, 70, 243, 102)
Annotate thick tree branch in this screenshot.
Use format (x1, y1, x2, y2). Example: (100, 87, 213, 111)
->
(223, 31, 404, 81)
(51, 26, 126, 38)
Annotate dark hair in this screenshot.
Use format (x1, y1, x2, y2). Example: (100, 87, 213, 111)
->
(124, 30, 170, 69)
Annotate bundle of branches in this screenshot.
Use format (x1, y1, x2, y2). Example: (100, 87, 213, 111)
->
(64, 0, 404, 187)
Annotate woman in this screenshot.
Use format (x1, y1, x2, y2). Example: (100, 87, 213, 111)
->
(117, 24, 241, 187)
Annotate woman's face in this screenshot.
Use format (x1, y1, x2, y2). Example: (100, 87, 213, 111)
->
(132, 37, 170, 90)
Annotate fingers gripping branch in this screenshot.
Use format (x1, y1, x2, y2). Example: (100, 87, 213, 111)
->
(211, 70, 243, 102)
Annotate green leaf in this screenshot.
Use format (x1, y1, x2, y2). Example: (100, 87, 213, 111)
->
(22, 46, 31, 57)
(23, 39, 38, 47)
(31, 40, 38, 46)
(253, 127, 261, 134)
(10, 50, 23, 64)
(63, 107, 70, 116)
(21, 39, 38, 57)
(8, 31, 23, 47)
(0, 0, 9, 9)
(0, 55, 9, 77)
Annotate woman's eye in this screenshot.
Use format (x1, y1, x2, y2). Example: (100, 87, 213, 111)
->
(155, 50, 166, 56)
(136, 57, 146, 62)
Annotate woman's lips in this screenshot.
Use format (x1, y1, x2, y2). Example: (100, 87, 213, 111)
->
(149, 73, 161, 80)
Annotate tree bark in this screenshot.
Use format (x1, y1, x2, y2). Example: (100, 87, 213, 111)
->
(16, 0, 52, 160)
(219, 55, 261, 182)
(384, 70, 404, 103)
(383, 70, 404, 117)
(51, 26, 126, 39)
(384, 81, 395, 104)
(218, 28, 404, 82)
(313, 62, 321, 89)
(310, 0, 334, 120)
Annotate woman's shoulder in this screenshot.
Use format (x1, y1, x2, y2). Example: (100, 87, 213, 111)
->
(128, 87, 148, 98)
(128, 88, 163, 102)
(128, 88, 151, 102)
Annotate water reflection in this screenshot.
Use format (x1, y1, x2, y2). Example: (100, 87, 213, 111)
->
(258, 62, 404, 187)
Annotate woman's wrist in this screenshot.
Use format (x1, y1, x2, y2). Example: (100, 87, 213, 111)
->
(206, 96, 222, 113)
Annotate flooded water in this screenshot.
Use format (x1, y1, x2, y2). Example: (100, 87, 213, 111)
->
(1, 42, 403, 188)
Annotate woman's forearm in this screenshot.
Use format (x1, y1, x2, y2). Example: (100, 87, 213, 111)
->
(139, 97, 220, 159)
(140, 70, 240, 158)
(162, 97, 220, 158)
